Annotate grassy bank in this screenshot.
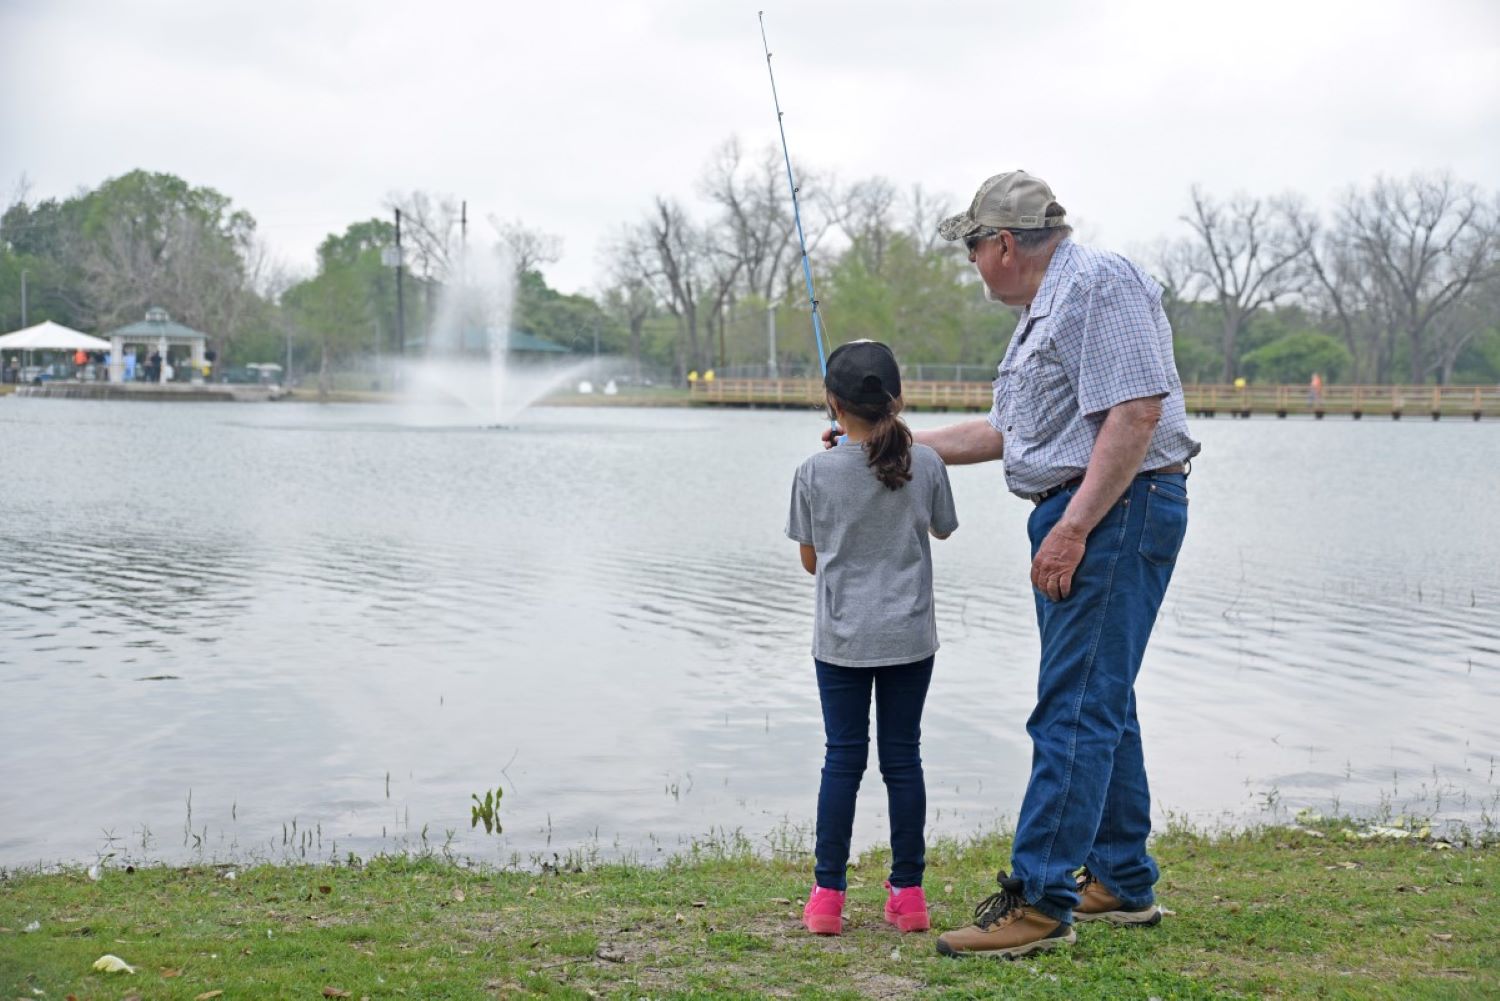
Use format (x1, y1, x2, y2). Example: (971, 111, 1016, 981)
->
(1, 827, 1492, 1000)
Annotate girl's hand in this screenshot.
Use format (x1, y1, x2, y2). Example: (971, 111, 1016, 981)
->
(821, 423, 844, 450)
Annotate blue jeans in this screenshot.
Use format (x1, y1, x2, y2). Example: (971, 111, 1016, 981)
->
(813, 656, 934, 891)
(1011, 472, 1188, 923)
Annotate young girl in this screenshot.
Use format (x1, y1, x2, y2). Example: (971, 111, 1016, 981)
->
(785, 339, 959, 936)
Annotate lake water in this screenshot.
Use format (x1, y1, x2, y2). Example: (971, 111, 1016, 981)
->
(2, 398, 1497, 868)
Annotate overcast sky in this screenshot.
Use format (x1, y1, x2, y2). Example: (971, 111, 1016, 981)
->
(3, 0, 1497, 294)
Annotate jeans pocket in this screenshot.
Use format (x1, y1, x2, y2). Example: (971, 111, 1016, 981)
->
(1138, 482, 1188, 566)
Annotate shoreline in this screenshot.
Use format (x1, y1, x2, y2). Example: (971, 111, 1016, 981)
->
(2, 823, 1492, 998)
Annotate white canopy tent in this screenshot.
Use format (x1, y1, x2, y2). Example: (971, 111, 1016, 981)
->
(0, 321, 111, 352)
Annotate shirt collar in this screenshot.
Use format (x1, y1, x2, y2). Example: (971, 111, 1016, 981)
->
(1023, 238, 1076, 321)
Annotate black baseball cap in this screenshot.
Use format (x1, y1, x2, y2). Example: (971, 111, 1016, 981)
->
(825, 340, 901, 405)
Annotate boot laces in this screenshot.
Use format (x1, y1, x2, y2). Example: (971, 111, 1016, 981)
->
(1076, 867, 1097, 893)
(971, 873, 1026, 929)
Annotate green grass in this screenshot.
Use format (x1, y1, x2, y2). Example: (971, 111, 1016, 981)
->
(1, 827, 1493, 999)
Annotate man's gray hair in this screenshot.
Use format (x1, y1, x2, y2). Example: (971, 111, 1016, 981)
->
(1008, 203, 1072, 256)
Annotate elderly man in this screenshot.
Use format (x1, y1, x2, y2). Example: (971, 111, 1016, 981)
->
(913, 171, 1199, 958)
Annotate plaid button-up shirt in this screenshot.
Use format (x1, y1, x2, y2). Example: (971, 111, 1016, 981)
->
(988, 239, 1201, 498)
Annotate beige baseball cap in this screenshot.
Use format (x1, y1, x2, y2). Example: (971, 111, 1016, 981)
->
(938, 170, 1067, 241)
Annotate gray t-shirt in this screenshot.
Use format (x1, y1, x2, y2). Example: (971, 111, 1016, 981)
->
(786, 441, 959, 667)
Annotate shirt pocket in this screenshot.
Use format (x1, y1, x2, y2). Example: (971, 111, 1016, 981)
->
(1015, 336, 1073, 440)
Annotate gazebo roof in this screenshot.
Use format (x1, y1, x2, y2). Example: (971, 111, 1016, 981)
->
(106, 307, 208, 343)
(506, 329, 570, 354)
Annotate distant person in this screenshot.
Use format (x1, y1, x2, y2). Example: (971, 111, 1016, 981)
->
(149, 351, 162, 383)
(5, 357, 15, 384)
(1309, 372, 1324, 406)
(787, 340, 959, 938)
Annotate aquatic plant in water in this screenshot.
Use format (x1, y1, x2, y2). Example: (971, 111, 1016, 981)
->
(471, 784, 504, 835)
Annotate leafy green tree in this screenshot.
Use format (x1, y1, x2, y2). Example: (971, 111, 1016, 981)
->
(1, 171, 269, 364)
(1452, 327, 1500, 383)
(822, 233, 1015, 372)
(77, 171, 262, 347)
(513, 269, 625, 356)
(281, 222, 401, 395)
(1239, 331, 1353, 383)
(1, 195, 96, 330)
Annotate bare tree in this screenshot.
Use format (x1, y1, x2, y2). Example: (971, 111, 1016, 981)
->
(834, 177, 899, 275)
(640, 198, 707, 379)
(1179, 186, 1306, 380)
(79, 198, 260, 361)
(1429, 273, 1500, 384)
(903, 182, 951, 253)
(1284, 199, 1389, 382)
(1148, 237, 1200, 337)
(697, 136, 841, 308)
(1338, 173, 1497, 383)
(385, 190, 463, 282)
(491, 216, 562, 276)
(599, 225, 662, 381)
(702, 238, 745, 370)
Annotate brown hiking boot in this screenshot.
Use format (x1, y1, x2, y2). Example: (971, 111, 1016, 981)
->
(935, 873, 1076, 959)
(1073, 868, 1162, 926)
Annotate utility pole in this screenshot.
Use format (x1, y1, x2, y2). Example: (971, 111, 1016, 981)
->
(394, 208, 405, 358)
(767, 303, 778, 378)
(20, 269, 28, 327)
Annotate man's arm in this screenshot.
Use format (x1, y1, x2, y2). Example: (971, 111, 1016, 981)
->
(911, 418, 1005, 465)
(1030, 396, 1162, 601)
(799, 543, 817, 575)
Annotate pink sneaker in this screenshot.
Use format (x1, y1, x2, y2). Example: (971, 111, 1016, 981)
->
(802, 885, 845, 935)
(884, 881, 930, 932)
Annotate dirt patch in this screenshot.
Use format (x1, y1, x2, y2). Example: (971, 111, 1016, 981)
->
(849, 970, 926, 999)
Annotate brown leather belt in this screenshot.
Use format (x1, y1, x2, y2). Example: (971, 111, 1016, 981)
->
(1030, 463, 1189, 506)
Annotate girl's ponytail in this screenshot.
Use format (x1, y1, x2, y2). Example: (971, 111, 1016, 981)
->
(865, 397, 913, 491)
(828, 390, 912, 491)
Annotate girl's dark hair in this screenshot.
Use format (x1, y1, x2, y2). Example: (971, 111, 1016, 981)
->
(827, 390, 913, 490)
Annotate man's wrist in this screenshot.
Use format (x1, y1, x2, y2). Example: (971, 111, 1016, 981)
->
(1052, 518, 1089, 542)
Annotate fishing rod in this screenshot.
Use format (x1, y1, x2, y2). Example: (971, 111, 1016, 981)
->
(757, 11, 831, 381)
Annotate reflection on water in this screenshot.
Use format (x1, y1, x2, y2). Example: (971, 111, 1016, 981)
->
(1, 398, 1497, 867)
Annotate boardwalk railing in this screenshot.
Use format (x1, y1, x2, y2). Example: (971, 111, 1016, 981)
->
(690, 379, 1500, 419)
(691, 378, 993, 410)
(1182, 384, 1500, 419)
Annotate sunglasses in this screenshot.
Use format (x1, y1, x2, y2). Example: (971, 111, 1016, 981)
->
(965, 228, 1000, 254)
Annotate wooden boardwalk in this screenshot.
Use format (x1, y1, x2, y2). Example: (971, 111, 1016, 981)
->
(690, 379, 1500, 420)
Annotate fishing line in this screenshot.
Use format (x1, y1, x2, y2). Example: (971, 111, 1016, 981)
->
(758, 11, 831, 381)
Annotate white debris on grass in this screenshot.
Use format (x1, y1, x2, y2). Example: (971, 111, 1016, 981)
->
(91, 954, 137, 974)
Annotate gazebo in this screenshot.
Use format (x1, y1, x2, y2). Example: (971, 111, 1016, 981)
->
(104, 308, 210, 384)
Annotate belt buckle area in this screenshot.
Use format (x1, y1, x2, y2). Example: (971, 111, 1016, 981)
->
(1030, 477, 1078, 506)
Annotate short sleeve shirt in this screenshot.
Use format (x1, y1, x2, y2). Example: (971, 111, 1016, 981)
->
(988, 239, 1201, 498)
(786, 442, 958, 667)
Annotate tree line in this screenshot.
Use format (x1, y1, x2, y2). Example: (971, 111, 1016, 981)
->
(3, 152, 1497, 387)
